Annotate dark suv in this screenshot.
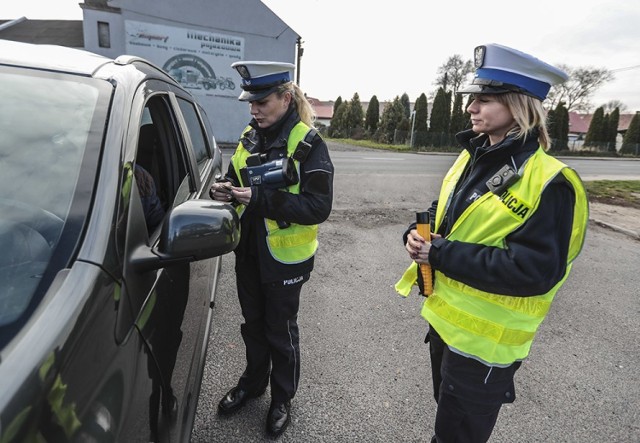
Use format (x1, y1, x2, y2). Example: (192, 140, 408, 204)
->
(0, 39, 238, 442)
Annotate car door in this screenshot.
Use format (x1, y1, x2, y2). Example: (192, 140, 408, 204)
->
(117, 79, 219, 442)
(167, 92, 223, 442)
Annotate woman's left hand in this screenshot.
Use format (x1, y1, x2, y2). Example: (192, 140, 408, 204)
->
(230, 186, 252, 205)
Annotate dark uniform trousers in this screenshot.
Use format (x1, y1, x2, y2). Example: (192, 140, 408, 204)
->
(235, 253, 308, 404)
(427, 327, 521, 443)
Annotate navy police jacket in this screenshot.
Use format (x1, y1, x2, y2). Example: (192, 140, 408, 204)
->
(224, 107, 334, 283)
(404, 129, 576, 297)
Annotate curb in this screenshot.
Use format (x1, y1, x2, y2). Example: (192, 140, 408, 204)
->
(590, 218, 640, 240)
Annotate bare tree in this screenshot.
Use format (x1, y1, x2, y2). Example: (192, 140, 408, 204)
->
(434, 55, 474, 92)
(547, 65, 613, 112)
(602, 100, 627, 113)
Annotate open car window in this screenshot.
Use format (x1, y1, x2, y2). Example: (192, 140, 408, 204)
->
(133, 95, 193, 237)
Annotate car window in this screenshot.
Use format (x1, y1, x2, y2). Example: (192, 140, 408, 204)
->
(133, 95, 192, 236)
(0, 67, 110, 334)
(134, 123, 166, 235)
(176, 97, 211, 173)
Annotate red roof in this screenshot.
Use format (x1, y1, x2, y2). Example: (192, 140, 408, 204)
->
(307, 96, 333, 120)
(569, 111, 635, 135)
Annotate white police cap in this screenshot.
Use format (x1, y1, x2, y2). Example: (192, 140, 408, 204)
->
(231, 60, 295, 101)
(458, 43, 568, 101)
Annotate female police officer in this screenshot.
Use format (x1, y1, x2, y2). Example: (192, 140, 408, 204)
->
(396, 44, 588, 442)
(210, 61, 333, 438)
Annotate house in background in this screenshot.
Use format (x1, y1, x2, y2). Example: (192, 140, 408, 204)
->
(307, 97, 333, 128)
(568, 111, 636, 150)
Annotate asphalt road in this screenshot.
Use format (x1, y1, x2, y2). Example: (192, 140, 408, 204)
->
(191, 142, 640, 442)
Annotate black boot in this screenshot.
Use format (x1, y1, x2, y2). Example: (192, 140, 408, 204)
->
(266, 400, 291, 438)
(217, 383, 267, 415)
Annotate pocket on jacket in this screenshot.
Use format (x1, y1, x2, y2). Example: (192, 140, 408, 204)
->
(441, 348, 520, 407)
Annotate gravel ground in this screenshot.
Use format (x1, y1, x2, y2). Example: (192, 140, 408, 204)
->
(588, 201, 640, 239)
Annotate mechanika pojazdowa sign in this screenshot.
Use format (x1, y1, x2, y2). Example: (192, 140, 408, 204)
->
(125, 20, 244, 97)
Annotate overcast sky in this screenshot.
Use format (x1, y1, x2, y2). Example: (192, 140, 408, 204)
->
(2, 0, 639, 112)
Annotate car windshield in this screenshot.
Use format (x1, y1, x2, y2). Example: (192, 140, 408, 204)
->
(0, 66, 110, 330)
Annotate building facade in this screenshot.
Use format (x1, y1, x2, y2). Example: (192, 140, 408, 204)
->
(80, 0, 300, 144)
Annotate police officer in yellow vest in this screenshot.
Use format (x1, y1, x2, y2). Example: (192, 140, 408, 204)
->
(210, 61, 333, 438)
(396, 44, 588, 443)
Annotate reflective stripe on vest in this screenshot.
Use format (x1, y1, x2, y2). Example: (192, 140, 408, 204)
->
(231, 122, 319, 264)
(395, 147, 588, 365)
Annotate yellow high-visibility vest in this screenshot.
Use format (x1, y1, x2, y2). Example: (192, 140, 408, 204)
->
(231, 122, 319, 264)
(396, 147, 588, 365)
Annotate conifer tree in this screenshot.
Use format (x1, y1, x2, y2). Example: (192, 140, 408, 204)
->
(607, 107, 620, 153)
(548, 101, 568, 151)
(347, 92, 364, 132)
(429, 87, 451, 144)
(365, 95, 380, 134)
(602, 113, 610, 145)
(412, 93, 429, 147)
(329, 101, 349, 138)
(397, 117, 411, 134)
(547, 107, 557, 146)
(378, 96, 405, 144)
(556, 102, 569, 151)
(449, 93, 466, 135)
(414, 93, 429, 132)
(584, 107, 605, 147)
(400, 93, 411, 119)
(620, 112, 640, 155)
(333, 96, 343, 115)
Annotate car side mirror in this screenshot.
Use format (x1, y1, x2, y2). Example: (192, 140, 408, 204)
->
(130, 199, 239, 272)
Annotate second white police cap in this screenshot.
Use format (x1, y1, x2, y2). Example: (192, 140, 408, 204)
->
(458, 43, 568, 101)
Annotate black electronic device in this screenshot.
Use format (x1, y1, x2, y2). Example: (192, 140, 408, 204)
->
(245, 157, 299, 189)
(486, 164, 520, 195)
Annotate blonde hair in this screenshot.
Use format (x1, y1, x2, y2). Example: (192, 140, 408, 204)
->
(494, 92, 551, 150)
(275, 82, 316, 128)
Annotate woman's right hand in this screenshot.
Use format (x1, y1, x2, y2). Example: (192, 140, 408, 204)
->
(406, 229, 432, 264)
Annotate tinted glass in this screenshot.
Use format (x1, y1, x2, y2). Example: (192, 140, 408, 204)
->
(0, 67, 109, 329)
(177, 98, 210, 170)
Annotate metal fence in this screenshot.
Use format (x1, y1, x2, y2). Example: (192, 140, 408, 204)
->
(396, 130, 458, 149)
